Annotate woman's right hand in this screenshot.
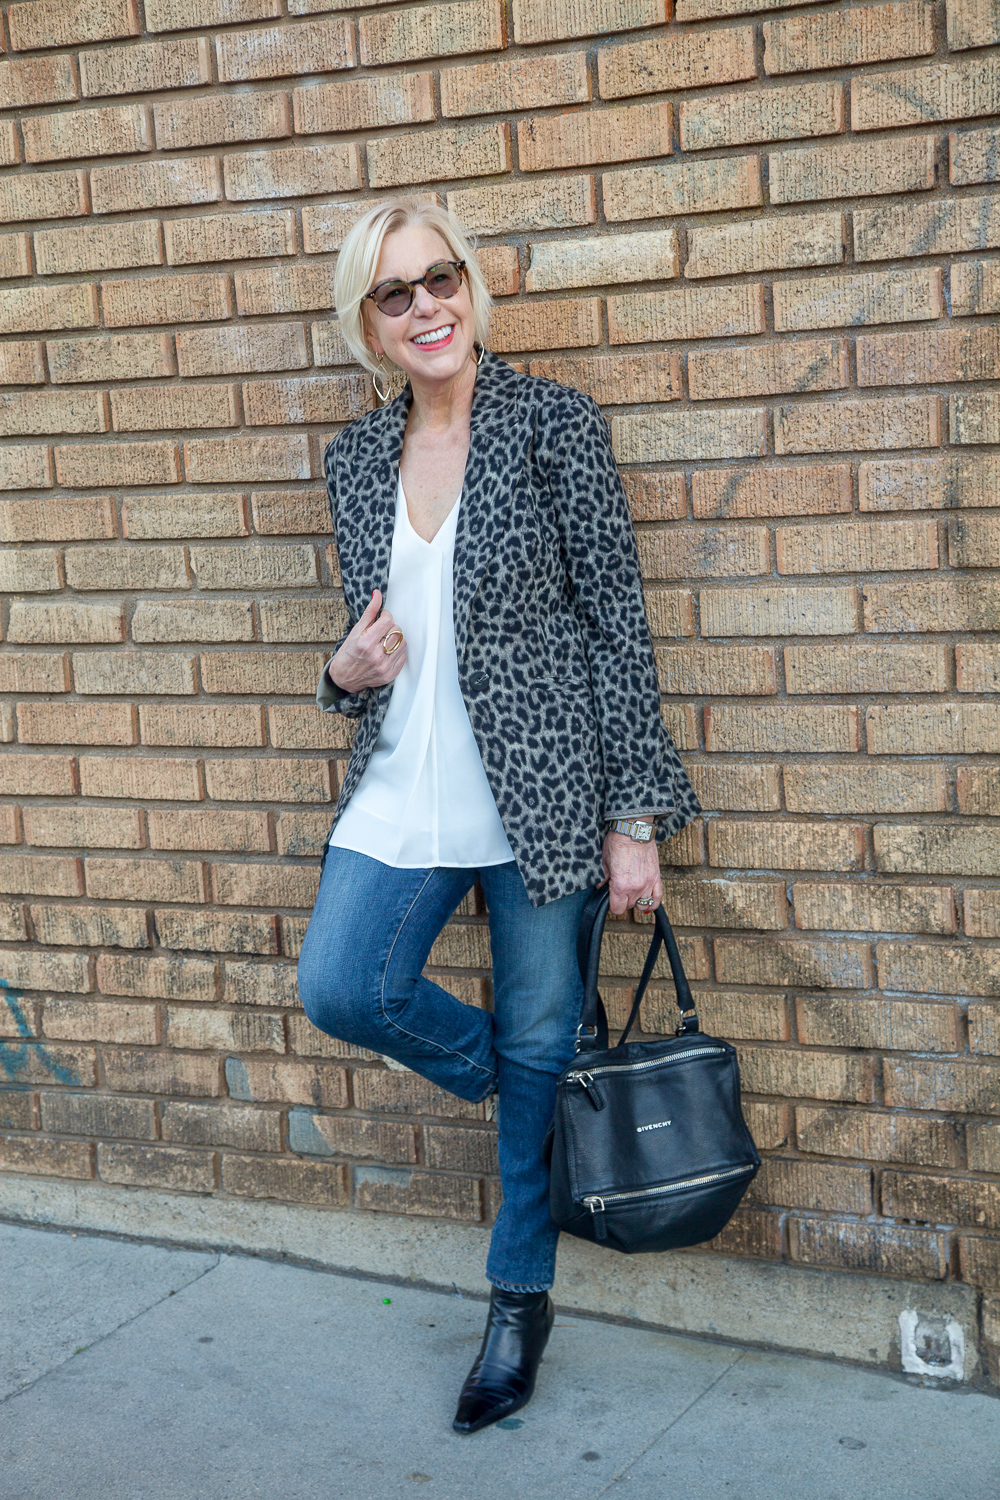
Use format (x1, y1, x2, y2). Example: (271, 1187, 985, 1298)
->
(328, 590, 407, 693)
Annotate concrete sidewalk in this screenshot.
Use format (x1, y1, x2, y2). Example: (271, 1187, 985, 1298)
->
(1, 1221, 997, 1500)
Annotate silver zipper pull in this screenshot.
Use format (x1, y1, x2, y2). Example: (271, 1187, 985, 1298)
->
(573, 1071, 606, 1110)
(583, 1195, 608, 1241)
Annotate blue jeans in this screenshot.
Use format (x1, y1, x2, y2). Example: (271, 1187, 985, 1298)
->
(296, 848, 590, 1291)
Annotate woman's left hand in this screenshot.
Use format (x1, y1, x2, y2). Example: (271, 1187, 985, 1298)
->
(602, 826, 662, 916)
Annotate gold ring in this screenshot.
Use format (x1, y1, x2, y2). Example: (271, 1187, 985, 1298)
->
(382, 628, 404, 656)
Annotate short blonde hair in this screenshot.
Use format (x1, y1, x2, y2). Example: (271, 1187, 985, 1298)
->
(334, 197, 493, 376)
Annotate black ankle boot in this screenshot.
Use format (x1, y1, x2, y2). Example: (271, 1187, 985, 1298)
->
(452, 1287, 554, 1435)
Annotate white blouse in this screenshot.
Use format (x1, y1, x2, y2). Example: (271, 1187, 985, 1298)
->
(327, 473, 514, 869)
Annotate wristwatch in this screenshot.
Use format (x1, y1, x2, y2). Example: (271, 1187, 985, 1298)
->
(607, 818, 654, 843)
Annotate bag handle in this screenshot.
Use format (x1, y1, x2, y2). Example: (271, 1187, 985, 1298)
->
(575, 885, 699, 1053)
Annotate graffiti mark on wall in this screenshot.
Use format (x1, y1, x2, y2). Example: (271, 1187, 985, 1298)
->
(0, 977, 81, 1087)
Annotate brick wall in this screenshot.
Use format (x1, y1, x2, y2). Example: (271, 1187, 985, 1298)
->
(0, 0, 998, 1366)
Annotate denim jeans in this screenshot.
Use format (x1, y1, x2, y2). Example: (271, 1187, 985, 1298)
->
(296, 847, 591, 1291)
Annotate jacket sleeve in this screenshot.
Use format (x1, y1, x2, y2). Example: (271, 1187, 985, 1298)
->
(544, 389, 679, 826)
(316, 436, 370, 719)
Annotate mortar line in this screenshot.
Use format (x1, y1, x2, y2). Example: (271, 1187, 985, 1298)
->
(593, 1348, 748, 1496)
(0, 1248, 224, 1409)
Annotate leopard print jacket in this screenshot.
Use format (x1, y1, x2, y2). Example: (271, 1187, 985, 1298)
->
(317, 348, 701, 907)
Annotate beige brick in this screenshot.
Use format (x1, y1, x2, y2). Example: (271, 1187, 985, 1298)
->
(638, 526, 768, 580)
(31, 903, 149, 950)
(211, 862, 319, 909)
(856, 193, 1000, 261)
(621, 472, 685, 524)
(775, 396, 939, 455)
(9, 602, 124, 646)
(0, 755, 76, 798)
(164, 210, 295, 269)
(0, 129, 20, 172)
(0, 341, 43, 386)
(0, 496, 114, 544)
(19, 701, 135, 747)
(369, 121, 509, 188)
(950, 128, 1000, 188)
(951, 516, 1000, 573)
(647, 987, 788, 1042)
(526, 352, 679, 407)
(706, 704, 859, 754)
(201, 651, 326, 697)
(0, 547, 60, 592)
(785, 642, 945, 694)
(155, 908, 279, 956)
(0, 447, 57, 492)
(709, 819, 864, 872)
(692, 465, 849, 521)
(875, 824, 1000, 877)
(274, 810, 330, 858)
(23, 805, 142, 850)
(884, 1064, 1000, 1119)
(73, 652, 195, 697)
(191, 543, 318, 591)
(853, 55, 1000, 132)
(23, 104, 150, 165)
(360, 1, 503, 66)
(765, 1, 934, 74)
(952, 391, 1000, 446)
(609, 285, 764, 345)
(216, 19, 353, 82)
(224, 144, 361, 203)
(149, 809, 268, 856)
(868, 702, 1000, 756)
(55, 442, 181, 489)
(0, 388, 107, 439)
(598, 26, 755, 100)
(98, 1142, 214, 1193)
(166, 1006, 284, 1054)
(514, 0, 665, 42)
(777, 518, 938, 576)
(791, 1219, 947, 1280)
(644, 588, 695, 638)
(614, 409, 765, 464)
(145, 0, 281, 30)
(45, 999, 156, 1047)
(656, 645, 775, 696)
(0, 808, 19, 843)
(176, 323, 308, 378)
(102, 1047, 220, 1097)
(40, 1091, 156, 1140)
(688, 764, 781, 812)
(701, 584, 859, 638)
(47, 333, 172, 387)
(861, 324, 1000, 390)
(863, 578, 1000, 633)
(87, 857, 206, 907)
(605, 156, 762, 223)
(969, 1003, 1000, 1055)
(132, 600, 255, 643)
(519, 102, 670, 175)
(223, 1152, 348, 1205)
(237, 264, 340, 320)
(770, 135, 934, 205)
(948, 0, 1000, 47)
(659, 877, 786, 930)
(682, 81, 842, 152)
(448, 176, 595, 236)
(223, 962, 298, 1010)
(102, 273, 231, 330)
(252, 490, 332, 537)
(686, 211, 843, 280)
(0, 856, 84, 899)
(0, 1136, 93, 1179)
(184, 435, 311, 486)
(155, 92, 290, 153)
(957, 644, 1000, 693)
(79, 756, 201, 802)
(140, 704, 265, 750)
(243, 374, 367, 427)
(161, 1101, 280, 1153)
(91, 157, 220, 216)
(259, 597, 346, 643)
(224, 1056, 344, 1108)
(267, 705, 352, 752)
(4, 168, 90, 227)
(796, 1105, 957, 1168)
(110, 382, 237, 437)
(299, 191, 440, 255)
(65, 545, 188, 592)
(125, 494, 248, 540)
(8, 0, 139, 49)
(0, 654, 69, 694)
(0, 284, 97, 337)
(774, 267, 942, 332)
(0, 56, 78, 112)
(740, 1053, 873, 1111)
(690, 339, 847, 402)
(489, 297, 601, 354)
(442, 52, 588, 120)
(296, 72, 434, 136)
(952, 261, 1000, 321)
(525, 229, 676, 293)
(719, 937, 872, 989)
(794, 882, 955, 936)
(968, 1122, 1000, 1173)
(79, 37, 211, 98)
(958, 768, 1000, 818)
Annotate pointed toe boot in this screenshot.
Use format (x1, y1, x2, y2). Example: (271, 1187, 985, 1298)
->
(452, 1287, 554, 1435)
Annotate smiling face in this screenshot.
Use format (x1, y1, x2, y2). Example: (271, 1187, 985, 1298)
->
(362, 224, 478, 389)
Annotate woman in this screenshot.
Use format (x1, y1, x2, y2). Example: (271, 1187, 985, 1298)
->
(297, 197, 700, 1434)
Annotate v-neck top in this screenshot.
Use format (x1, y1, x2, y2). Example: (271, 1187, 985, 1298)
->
(327, 472, 514, 869)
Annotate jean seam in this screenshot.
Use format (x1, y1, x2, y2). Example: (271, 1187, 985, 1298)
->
(378, 868, 497, 1083)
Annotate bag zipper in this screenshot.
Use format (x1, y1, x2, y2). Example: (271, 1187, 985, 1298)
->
(581, 1164, 754, 1242)
(567, 1045, 726, 1110)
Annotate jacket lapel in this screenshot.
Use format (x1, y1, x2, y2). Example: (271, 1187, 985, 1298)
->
(332, 391, 409, 619)
(452, 351, 532, 662)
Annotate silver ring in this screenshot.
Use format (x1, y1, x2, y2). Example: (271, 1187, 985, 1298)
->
(635, 897, 656, 909)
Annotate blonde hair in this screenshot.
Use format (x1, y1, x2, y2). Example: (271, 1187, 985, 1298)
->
(334, 197, 493, 376)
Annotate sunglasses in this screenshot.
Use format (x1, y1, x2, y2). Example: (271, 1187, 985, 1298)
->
(364, 259, 467, 317)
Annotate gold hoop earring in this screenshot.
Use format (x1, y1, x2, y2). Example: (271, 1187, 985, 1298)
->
(473, 341, 486, 367)
(371, 359, 391, 403)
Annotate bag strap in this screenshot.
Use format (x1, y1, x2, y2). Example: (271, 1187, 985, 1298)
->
(575, 886, 699, 1054)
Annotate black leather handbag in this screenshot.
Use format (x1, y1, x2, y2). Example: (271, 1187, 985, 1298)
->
(549, 887, 760, 1254)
